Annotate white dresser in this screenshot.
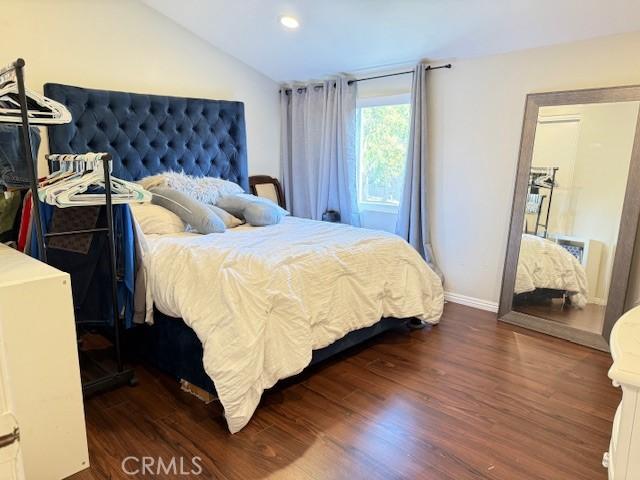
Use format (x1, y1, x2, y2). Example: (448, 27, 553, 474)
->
(606, 305, 640, 480)
(0, 245, 89, 479)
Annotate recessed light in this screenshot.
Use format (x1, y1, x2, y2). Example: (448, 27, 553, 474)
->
(279, 15, 300, 29)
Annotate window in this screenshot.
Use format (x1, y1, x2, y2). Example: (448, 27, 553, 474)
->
(357, 94, 411, 210)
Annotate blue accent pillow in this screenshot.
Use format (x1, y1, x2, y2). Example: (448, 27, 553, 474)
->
(216, 194, 288, 227)
(150, 187, 225, 234)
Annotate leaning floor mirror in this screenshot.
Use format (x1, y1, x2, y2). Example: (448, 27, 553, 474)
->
(499, 85, 640, 351)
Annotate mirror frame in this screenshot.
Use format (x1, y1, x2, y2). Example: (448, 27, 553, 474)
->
(498, 85, 640, 351)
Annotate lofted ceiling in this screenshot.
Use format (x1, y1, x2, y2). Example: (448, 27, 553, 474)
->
(142, 0, 640, 82)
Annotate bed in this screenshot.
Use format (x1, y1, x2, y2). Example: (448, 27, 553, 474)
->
(514, 234, 588, 307)
(44, 83, 444, 433)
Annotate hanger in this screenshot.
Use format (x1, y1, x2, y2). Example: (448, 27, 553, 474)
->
(40, 153, 151, 207)
(47, 172, 150, 207)
(38, 154, 94, 200)
(55, 178, 149, 207)
(0, 76, 71, 125)
(38, 156, 82, 188)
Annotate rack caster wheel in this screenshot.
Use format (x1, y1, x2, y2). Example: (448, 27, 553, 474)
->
(128, 377, 139, 387)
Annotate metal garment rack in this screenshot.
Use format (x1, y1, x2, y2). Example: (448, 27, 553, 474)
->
(1, 58, 135, 396)
(528, 167, 558, 238)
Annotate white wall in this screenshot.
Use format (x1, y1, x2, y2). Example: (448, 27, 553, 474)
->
(2, 0, 280, 177)
(425, 31, 640, 306)
(529, 103, 638, 303)
(570, 103, 637, 301)
(529, 109, 582, 235)
(354, 34, 640, 307)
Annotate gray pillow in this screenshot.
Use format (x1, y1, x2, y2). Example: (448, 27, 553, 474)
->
(207, 204, 243, 228)
(236, 194, 289, 216)
(150, 187, 225, 234)
(216, 194, 287, 227)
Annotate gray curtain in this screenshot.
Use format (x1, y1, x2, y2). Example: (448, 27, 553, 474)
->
(280, 77, 359, 225)
(396, 62, 443, 280)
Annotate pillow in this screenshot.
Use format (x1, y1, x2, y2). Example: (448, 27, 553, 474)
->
(129, 203, 186, 235)
(216, 194, 288, 227)
(150, 187, 226, 234)
(138, 171, 244, 205)
(236, 194, 289, 216)
(211, 177, 246, 197)
(207, 204, 244, 228)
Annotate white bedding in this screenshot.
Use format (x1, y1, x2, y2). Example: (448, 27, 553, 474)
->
(142, 216, 444, 433)
(515, 234, 588, 306)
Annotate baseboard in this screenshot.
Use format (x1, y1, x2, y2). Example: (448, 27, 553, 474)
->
(444, 291, 499, 313)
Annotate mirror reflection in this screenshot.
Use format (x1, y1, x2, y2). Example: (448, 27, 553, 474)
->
(513, 101, 639, 334)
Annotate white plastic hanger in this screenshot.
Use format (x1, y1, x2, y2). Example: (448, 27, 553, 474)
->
(38, 154, 94, 201)
(39, 154, 151, 207)
(0, 79, 72, 125)
(51, 172, 150, 207)
(58, 174, 149, 207)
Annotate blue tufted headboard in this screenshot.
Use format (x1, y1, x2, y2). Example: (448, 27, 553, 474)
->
(43, 83, 249, 191)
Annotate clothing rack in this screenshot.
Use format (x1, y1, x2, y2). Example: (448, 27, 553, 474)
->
(2, 58, 135, 396)
(527, 166, 558, 238)
(1, 59, 47, 261)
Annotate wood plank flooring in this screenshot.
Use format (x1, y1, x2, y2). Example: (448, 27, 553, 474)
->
(69, 302, 619, 479)
(516, 302, 606, 334)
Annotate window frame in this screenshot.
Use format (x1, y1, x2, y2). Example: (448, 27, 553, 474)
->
(356, 93, 412, 213)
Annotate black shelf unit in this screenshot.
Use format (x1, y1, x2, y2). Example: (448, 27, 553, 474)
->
(1, 58, 135, 396)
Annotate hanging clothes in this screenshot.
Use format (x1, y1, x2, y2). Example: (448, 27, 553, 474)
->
(47, 206, 100, 254)
(0, 191, 20, 236)
(16, 190, 32, 251)
(29, 202, 136, 328)
(0, 124, 41, 191)
(526, 193, 544, 214)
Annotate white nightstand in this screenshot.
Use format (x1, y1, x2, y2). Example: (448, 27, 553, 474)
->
(606, 305, 640, 479)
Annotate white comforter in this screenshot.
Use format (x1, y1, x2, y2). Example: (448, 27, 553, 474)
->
(515, 234, 588, 306)
(143, 217, 443, 433)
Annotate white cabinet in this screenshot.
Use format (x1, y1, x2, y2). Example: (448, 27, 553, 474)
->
(606, 305, 640, 479)
(0, 245, 89, 479)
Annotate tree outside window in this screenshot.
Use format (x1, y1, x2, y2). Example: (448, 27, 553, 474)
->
(358, 101, 411, 207)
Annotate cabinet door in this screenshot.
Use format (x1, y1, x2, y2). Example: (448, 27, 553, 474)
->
(0, 330, 24, 480)
(0, 255, 89, 479)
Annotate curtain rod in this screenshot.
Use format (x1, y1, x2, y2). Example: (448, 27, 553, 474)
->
(347, 63, 452, 85)
(280, 63, 452, 94)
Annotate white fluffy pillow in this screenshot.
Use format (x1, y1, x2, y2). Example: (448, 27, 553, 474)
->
(138, 171, 244, 205)
(129, 203, 186, 235)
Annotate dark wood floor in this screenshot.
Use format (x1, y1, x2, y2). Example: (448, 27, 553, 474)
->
(69, 302, 619, 480)
(516, 301, 606, 334)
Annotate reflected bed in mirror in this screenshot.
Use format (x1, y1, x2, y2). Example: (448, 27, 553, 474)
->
(499, 87, 640, 351)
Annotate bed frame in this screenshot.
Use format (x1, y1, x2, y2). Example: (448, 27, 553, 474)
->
(513, 288, 570, 306)
(44, 83, 415, 395)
